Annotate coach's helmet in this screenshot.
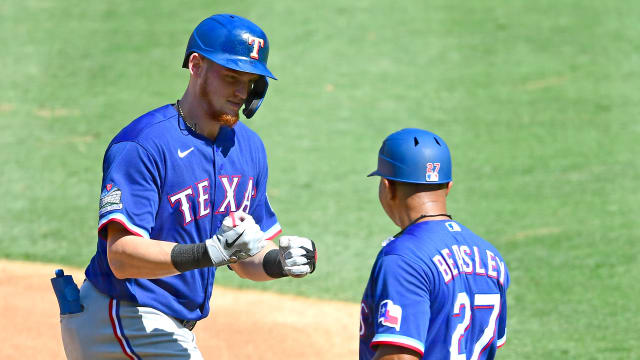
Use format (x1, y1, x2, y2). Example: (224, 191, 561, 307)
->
(183, 14, 276, 118)
(368, 128, 452, 184)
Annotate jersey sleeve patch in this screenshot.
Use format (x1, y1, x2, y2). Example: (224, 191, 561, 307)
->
(378, 300, 402, 331)
(99, 184, 123, 215)
(371, 334, 425, 356)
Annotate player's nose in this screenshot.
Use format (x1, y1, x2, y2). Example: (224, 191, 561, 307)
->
(234, 80, 250, 100)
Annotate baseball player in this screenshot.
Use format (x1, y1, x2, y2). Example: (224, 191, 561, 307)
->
(360, 128, 509, 360)
(58, 14, 317, 359)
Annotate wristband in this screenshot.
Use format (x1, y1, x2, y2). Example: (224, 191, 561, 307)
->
(262, 249, 287, 279)
(171, 243, 214, 273)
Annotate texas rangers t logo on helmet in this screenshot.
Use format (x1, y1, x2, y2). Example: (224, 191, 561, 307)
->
(244, 34, 265, 59)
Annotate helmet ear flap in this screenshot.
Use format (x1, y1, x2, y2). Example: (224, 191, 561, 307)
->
(182, 51, 193, 69)
(243, 76, 268, 119)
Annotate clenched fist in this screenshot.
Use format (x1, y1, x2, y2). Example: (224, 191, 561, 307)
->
(278, 236, 317, 277)
(205, 211, 266, 267)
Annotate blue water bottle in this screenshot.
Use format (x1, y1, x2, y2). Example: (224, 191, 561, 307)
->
(51, 269, 84, 315)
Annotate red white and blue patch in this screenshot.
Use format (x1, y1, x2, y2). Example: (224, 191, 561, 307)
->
(378, 300, 402, 331)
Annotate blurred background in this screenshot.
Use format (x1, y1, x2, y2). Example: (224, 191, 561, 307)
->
(1, 1, 638, 358)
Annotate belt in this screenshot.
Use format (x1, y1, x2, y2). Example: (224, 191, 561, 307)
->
(177, 318, 198, 331)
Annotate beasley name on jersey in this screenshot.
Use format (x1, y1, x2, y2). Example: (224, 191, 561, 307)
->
(359, 220, 509, 360)
(431, 222, 507, 285)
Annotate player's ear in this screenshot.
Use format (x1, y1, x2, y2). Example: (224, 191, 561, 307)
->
(383, 178, 398, 200)
(188, 53, 204, 77)
(445, 181, 453, 196)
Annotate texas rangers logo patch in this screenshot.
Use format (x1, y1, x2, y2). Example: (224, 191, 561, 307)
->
(243, 34, 265, 59)
(378, 300, 402, 331)
(99, 184, 123, 215)
(425, 162, 440, 182)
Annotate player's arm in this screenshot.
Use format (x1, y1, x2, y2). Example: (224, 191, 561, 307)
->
(106, 222, 180, 279)
(372, 345, 421, 360)
(229, 241, 278, 281)
(230, 236, 317, 281)
(107, 212, 266, 279)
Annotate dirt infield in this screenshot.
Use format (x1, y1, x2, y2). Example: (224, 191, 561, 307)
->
(0, 259, 359, 359)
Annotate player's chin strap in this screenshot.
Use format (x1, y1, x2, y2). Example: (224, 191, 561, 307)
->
(242, 76, 268, 119)
(393, 213, 452, 238)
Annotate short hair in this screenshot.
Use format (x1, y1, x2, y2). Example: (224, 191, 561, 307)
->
(390, 179, 449, 194)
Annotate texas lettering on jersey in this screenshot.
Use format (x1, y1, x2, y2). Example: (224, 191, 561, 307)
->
(168, 176, 257, 225)
(87, 105, 281, 322)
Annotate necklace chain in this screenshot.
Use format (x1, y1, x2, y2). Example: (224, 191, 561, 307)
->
(393, 213, 452, 238)
(176, 99, 197, 133)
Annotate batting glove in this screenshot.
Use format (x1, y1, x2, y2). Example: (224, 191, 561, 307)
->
(205, 211, 266, 267)
(279, 236, 317, 277)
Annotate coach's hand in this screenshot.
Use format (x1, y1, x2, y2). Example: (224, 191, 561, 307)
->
(205, 211, 266, 267)
(279, 236, 317, 277)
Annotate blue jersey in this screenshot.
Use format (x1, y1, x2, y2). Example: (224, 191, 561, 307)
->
(85, 104, 281, 321)
(360, 220, 509, 360)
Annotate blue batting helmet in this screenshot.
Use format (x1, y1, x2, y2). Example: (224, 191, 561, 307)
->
(183, 14, 276, 118)
(368, 128, 452, 184)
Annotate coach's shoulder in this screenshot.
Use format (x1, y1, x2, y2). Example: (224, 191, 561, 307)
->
(382, 234, 422, 259)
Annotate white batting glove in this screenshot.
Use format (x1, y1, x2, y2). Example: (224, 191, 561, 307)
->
(279, 236, 317, 277)
(205, 211, 266, 267)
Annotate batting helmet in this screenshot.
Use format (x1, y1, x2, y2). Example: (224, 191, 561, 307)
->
(183, 14, 276, 118)
(368, 128, 452, 184)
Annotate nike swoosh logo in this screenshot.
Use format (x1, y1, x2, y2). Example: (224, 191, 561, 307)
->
(225, 230, 244, 249)
(178, 147, 194, 158)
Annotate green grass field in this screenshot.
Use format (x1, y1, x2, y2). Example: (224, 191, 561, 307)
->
(1, 1, 639, 358)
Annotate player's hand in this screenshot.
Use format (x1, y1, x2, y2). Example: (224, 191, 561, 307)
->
(278, 236, 317, 278)
(205, 211, 266, 267)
